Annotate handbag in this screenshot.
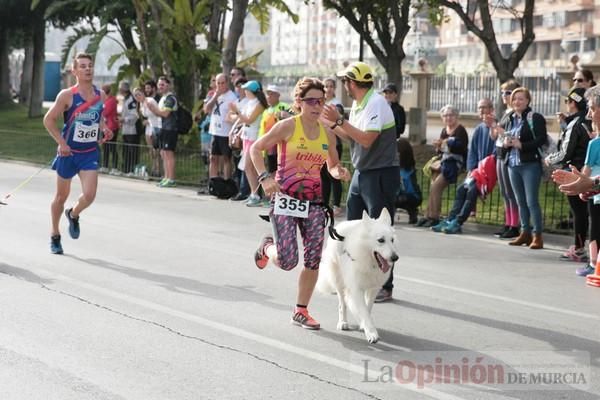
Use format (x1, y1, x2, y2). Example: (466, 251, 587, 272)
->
(422, 155, 442, 178)
(228, 119, 243, 151)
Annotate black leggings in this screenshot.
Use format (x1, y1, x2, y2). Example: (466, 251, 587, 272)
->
(568, 195, 588, 248)
(589, 201, 600, 246)
(320, 144, 343, 207)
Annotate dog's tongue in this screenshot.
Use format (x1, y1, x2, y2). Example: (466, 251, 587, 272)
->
(375, 252, 391, 273)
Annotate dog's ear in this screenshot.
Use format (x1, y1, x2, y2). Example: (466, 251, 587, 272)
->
(362, 210, 370, 221)
(378, 208, 392, 225)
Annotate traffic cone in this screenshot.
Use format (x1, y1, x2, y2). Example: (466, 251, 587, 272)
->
(586, 259, 600, 287)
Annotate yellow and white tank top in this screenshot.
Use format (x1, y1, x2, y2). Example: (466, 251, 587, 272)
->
(276, 116, 329, 201)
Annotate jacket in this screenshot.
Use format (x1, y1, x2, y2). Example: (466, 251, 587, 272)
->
(545, 110, 591, 170)
(499, 107, 547, 164)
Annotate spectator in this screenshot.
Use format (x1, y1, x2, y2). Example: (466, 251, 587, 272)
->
(229, 66, 246, 88)
(573, 69, 596, 90)
(495, 87, 547, 249)
(382, 83, 406, 138)
(321, 61, 400, 303)
(259, 84, 291, 174)
(227, 77, 250, 201)
(134, 87, 162, 178)
(145, 76, 178, 187)
(492, 79, 521, 239)
(433, 98, 496, 233)
(204, 73, 237, 179)
(144, 80, 161, 103)
(100, 83, 118, 174)
(229, 80, 268, 207)
(546, 87, 592, 262)
(118, 81, 140, 175)
(553, 85, 600, 276)
(395, 137, 421, 224)
(250, 77, 350, 330)
(416, 105, 468, 228)
(321, 77, 345, 216)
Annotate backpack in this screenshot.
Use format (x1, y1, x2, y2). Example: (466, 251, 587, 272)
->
(208, 177, 238, 199)
(176, 105, 193, 135)
(526, 111, 556, 159)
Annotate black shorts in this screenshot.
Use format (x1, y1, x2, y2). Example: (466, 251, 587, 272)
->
(211, 135, 232, 157)
(159, 129, 178, 151)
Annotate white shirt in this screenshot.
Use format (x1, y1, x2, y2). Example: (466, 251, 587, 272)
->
(240, 98, 262, 141)
(209, 90, 237, 137)
(141, 97, 162, 135)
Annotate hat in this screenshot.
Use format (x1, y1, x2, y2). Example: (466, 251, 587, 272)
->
(265, 84, 281, 94)
(566, 87, 586, 108)
(241, 80, 261, 93)
(336, 61, 374, 83)
(382, 83, 398, 93)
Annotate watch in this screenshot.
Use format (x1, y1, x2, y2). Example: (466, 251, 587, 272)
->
(330, 118, 344, 130)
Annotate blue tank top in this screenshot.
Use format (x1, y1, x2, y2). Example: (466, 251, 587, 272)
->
(61, 86, 104, 153)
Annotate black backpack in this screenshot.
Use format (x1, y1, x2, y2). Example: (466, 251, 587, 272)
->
(208, 177, 238, 199)
(176, 105, 193, 135)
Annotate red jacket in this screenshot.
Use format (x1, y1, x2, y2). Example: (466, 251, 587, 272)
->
(103, 95, 119, 133)
(471, 154, 497, 200)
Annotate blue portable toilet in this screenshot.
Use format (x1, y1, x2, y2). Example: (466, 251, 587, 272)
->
(44, 52, 61, 102)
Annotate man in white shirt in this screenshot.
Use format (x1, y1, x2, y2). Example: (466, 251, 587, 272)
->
(203, 73, 238, 178)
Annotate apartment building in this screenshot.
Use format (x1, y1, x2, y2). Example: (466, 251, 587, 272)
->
(437, 0, 597, 75)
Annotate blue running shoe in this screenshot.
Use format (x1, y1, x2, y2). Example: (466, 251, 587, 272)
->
(443, 219, 462, 234)
(431, 219, 448, 232)
(65, 208, 80, 239)
(50, 235, 63, 255)
(576, 264, 595, 277)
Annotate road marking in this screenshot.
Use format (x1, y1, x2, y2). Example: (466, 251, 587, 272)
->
(56, 274, 465, 400)
(397, 276, 600, 321)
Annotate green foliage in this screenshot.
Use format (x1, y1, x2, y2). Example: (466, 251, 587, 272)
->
(248, 0, 298, 34)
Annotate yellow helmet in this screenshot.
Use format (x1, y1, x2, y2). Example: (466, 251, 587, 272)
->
(337, 61, 374, 83)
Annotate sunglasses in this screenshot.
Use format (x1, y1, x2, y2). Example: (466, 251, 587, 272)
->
(573, 78, 585, 83)
(301, 97, 325, 106)
(501, 90, 512, 96)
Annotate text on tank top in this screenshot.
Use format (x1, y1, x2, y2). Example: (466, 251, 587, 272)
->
(61, 86, 103, 153)
(276, 116, 329, 201)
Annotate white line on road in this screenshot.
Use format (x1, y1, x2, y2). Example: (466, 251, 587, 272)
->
(55, 274, 466, 400)
(397, 276, 600, 321)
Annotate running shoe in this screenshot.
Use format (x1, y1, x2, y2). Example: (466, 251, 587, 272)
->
(431, 219, 448, 233)
(291, 308, 320, 330)
(246, 194, 262, 207)
(50, 235, 63, 255)
(559, 246, 589, 263)
(443, 219, 462, 234)
(159, 179, 176, 188)
(494, 225, 509, 237)
(374, 288, 392, 303)
(64, 208, 80, 239)
(499, 226, 520, 239)
(156, 178, 167, 187)
(254, 235, 274, 269)
(576, 264, 595, 277)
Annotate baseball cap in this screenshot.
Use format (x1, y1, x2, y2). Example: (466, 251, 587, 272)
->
(241, 80, 261, 93)
(566, 87, 586, 108)
(336, 61, 374, 83)
(382, 83, 398, 93)
(265, 84, 281, 94)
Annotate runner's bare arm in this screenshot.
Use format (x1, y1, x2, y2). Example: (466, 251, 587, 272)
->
(325, 127, 350, 181)
(43, 89, 72, 155)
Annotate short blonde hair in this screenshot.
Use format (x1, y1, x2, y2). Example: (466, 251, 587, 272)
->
(510, 87, 531, 106)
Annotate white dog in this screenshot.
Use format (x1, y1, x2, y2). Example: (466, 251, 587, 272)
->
(317, 208, 398, 343)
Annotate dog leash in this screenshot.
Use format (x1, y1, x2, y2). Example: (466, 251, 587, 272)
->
(258, 202, 345, 241)
(1, 161, 53, 206)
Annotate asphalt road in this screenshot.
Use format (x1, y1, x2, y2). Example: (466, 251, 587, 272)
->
(0, 161, 599, 400)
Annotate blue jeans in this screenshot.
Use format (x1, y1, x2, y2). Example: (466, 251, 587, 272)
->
(346, 166, 400, 222)
(448, 179, 478, 225)
(508, 161, 543, 234)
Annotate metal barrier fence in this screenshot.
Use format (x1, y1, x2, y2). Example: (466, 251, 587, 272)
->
(0, 130, 572, 233)
(429, 74, 562, 115)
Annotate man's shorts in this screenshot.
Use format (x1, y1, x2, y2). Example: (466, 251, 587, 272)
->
(52, 149, 99, 179)
(211, 135, 232, 157)
(159, 129, 178, 151)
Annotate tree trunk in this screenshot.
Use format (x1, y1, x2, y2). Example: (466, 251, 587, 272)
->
(0, 25, 10, 104)
(116, 17, 141, 76)
(19, 31, 33, 106)
(29, 15, 45, 118)
(222, 0, 248, 74)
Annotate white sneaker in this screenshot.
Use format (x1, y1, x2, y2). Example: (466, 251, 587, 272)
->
(99, 167, 108, 173)
(246, 194, 262, 207)
(109, 169, 121, 176)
